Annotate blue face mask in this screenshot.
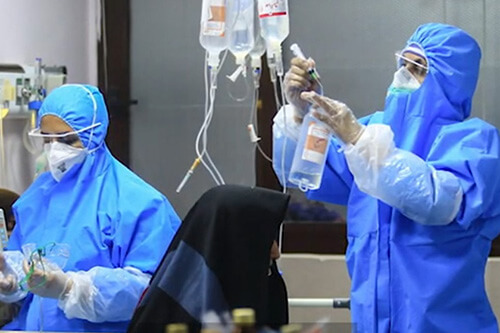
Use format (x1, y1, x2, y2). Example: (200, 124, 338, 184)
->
(387, 66, 422, 95)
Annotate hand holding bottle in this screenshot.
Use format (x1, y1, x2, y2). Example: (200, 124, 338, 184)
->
(284, 57, 322, 122)
(301, 91, 364, 145)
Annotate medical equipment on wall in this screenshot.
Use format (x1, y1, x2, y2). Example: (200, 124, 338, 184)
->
(0, 59, 66, 185)
(0, 59, 66, 117)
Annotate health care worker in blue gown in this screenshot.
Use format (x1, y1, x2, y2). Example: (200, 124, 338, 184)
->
(273, 23, 500, 332)
(0, 84, 181, 332)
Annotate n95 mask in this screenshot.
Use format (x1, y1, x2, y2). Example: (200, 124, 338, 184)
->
(388, 66, 421, 95)
(44, 142, 87, 182)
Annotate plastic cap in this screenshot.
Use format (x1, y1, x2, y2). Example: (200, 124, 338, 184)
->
(235, 54, 247, 66)
(165, 323, 188, 333)
(281, 324, 302, 333)
(250, 56, 262, 68)
(232, 308, 255, 326)
(207, 52, 220, 68)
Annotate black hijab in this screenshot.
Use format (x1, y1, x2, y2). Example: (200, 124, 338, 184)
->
(127, 185, 290, 333)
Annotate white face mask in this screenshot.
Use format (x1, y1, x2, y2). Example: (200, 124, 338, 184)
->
(44, 142, 88, 182)
(388, 66, 422, 95)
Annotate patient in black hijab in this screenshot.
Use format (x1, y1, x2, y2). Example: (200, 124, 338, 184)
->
(127, 185, 290, 333)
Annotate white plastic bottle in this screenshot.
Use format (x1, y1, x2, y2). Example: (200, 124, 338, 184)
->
(200, 0, 230, 68)
(288, 111, 332, 191)
(257, 0, 289, 76)
(228, 0, 255, 66)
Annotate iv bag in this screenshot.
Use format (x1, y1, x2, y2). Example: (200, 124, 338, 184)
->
(249, 9, 266, 69)
(257, 0, 289, 76)
(228, 0, 255, 65)
(289, 112, 332, 192)
(257, 0, 289, 52)
(200, 0, 230, 67)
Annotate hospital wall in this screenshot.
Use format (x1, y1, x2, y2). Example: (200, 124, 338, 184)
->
(0, 0, 98, 194)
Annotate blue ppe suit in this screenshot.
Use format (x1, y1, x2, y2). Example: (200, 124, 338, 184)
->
(4, 85, 181, 332)
(274, 23, 500, 332)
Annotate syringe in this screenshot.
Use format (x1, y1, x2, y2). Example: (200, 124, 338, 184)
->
(290, 43, 320, 81)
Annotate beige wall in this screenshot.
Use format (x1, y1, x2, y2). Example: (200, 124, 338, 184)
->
(279, 254, 500, 324)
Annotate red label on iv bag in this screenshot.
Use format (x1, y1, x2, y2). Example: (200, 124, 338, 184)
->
(258, 0, 287, 18)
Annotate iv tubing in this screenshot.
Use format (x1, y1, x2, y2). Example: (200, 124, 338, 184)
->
(249, 87, 272, 162)
(195, 51, 226, 185)
(277, 68, 287, 256)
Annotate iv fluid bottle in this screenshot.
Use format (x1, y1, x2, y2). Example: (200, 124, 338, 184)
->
(249, 11, 266, 69)
(249, 6, 266, 88)
(228, 0, 255, 65)
(289, 111, 331, 191)
(257, 0, 289, 75)
(200, 0, 229, 68)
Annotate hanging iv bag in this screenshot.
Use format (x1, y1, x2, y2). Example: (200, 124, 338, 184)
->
(249, 12, 266, 69)
(200, 0, 230, 68)
(228, 0, 255, 65)
(257, 0, 289, 75)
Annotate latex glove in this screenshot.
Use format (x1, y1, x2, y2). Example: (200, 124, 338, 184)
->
(22, 260, 73, 299)
(284, 57, 321, 122)
(301, 91, 365, 145)
(0, 254, 17, 295)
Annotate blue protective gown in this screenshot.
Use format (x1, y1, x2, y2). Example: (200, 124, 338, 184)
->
(315, 23, 500, 333)
(274, 23, 500, 332)
(4, 85, 181, 332)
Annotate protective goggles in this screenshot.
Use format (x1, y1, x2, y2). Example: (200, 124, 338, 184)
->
(28, 122, 102, 146)
(395, 51, 429, 77)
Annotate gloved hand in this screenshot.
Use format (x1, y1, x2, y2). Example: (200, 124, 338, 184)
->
(22, 260, 73, 299)
(284, 57, 322, 122)
(0, 254, 17, 295)
(301, 91, 365, 145)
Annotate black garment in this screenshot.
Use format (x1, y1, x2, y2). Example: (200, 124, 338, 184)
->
(127, 185, 290, 333)
(267, 260, 289, 330)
